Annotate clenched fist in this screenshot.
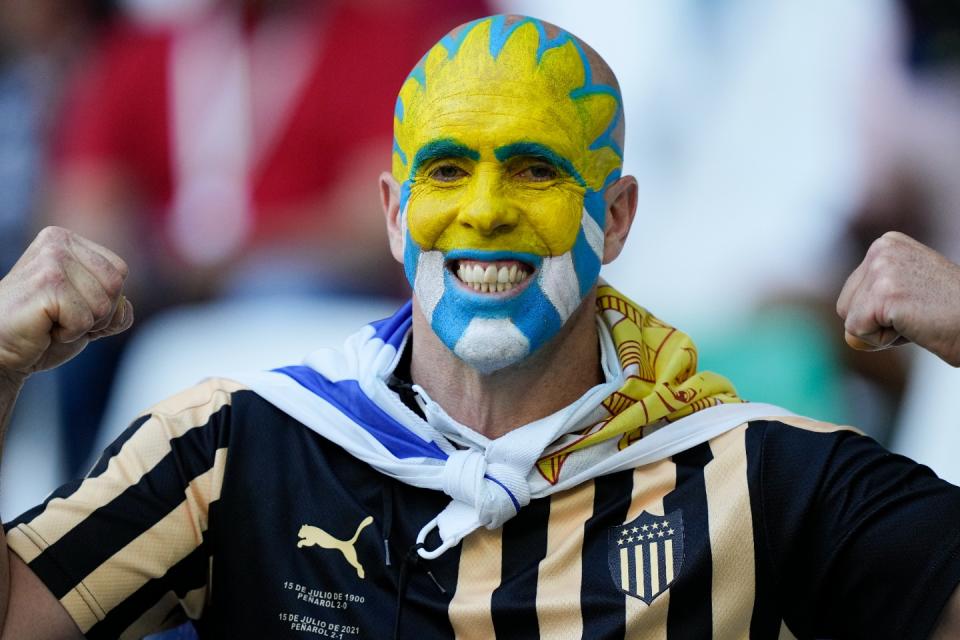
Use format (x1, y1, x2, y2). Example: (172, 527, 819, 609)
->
(837, 231, 960, 367)
(0, 227, 134, 385)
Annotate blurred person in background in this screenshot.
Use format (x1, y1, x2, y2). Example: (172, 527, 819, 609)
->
(42, 0, 489, 477)
(843, 0, 960, 479)
(0, 0, 115, 276)
(0, 0, 118, 509)
(502, 0, 897, 436)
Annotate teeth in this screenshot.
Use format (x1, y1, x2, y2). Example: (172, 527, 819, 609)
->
(456, 260, 530, 290)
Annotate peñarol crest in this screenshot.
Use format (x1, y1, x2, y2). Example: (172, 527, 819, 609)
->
(608, 510, 683, 604)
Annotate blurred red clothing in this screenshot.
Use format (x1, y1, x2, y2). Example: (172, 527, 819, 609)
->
(53, 1, 487, 271)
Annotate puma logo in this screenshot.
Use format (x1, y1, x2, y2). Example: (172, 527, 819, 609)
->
(297, 516, 374, 579)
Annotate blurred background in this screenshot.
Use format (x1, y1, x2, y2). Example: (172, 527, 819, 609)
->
(1, 0, 959, 523)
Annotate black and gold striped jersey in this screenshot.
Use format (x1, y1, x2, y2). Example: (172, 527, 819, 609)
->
(6, 377, 960, 639)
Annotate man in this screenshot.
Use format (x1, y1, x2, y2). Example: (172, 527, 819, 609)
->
(1, 15, 960, 639)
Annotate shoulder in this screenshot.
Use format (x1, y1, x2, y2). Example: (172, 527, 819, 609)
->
(143, 377, 247, 417)
(739, 414, 960, 548)
(700, 414, 862, 477)
(739, 414, 939, 499)
(740, 414, 867, 468)
(128, 377, 248, 442)
(109, 378, 309, 461)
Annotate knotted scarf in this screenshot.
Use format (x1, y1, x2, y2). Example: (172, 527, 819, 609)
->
(233, 284, 791, 558)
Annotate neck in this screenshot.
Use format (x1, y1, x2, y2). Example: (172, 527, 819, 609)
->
(409, 292, 604, 440)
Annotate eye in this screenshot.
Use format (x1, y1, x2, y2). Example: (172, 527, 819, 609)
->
(515, 162, 558, 182)
(430, 164, 468, 182)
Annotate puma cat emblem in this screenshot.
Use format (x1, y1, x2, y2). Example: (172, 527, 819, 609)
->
(297, 516, 374, 579)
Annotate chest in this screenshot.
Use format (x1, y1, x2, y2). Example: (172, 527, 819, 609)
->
(203, 423, 764, 639)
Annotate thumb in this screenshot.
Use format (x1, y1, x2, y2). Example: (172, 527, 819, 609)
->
(844, 328, 909, 352)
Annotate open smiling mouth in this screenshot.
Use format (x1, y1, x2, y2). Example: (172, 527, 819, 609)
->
(450, 259, 535, 294)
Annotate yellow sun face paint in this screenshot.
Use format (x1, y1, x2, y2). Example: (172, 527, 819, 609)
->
(393, 17, 622, 257)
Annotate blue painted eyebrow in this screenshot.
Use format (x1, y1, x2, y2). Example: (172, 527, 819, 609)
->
(411, 139, 480, 177)
(494, 142, 585, 186)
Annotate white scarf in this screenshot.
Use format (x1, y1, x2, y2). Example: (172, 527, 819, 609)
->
(232, 301, 792, 558)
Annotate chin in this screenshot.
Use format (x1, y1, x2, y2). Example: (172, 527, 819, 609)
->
(452, 317, 531, 374)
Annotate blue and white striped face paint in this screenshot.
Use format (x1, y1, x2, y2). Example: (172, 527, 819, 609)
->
(401, 199, 608, 374)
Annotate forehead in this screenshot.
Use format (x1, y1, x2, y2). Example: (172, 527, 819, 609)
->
(414, 86, 582, 159)
(393, 16, 623, 187)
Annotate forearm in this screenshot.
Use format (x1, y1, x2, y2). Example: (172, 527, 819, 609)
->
(0, 228, 132, 638)
(0, 373, 24, 440)
(0, 374, 21, 631)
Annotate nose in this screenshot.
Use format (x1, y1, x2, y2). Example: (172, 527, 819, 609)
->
(457, 167, 518, 235)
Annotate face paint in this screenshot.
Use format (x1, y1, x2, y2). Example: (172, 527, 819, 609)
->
(393, 16, 623, 373)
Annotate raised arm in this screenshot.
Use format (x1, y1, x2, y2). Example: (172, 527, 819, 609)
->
(0, 226, 132, 638)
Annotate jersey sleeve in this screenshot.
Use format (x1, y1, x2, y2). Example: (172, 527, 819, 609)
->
(756, 419, 960, 639)
(4, 378, 242, 638)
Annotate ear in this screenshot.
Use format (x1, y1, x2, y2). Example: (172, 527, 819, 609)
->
(601, 175, 638, 264)
(380, 172, 404, 263)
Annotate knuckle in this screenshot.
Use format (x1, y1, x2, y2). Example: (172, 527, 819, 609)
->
(79, 302, 95, 325)
(38, 240, 68, 265)
(867, 234, 895, 260)
(62, 305, 95, 335)
(873, 274, 900, 300)
(866, 253, 893, 278)
(36, 226, 74, 253)
(843, 307, 873, 335)
(114, 257, 129, 280)
(843, 316, 861, 335)
(881, 230, 907, 244)
(79, 311, 96, 333)
(102, 271, 124, 297)
(37, 226, 68, 243)
(91, 296, 113, 319)
(38, 265, 67, 289)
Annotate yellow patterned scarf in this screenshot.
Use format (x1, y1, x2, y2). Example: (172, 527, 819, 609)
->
(535, 284, 741, 483)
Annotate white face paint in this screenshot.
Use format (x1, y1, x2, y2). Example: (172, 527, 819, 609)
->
(403, 206, 601, 374)
(453, 317, 531, 375)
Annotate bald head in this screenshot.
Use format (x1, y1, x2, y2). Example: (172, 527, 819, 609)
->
(439, 15, 624, 145)
(391, 15, 625, 193)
